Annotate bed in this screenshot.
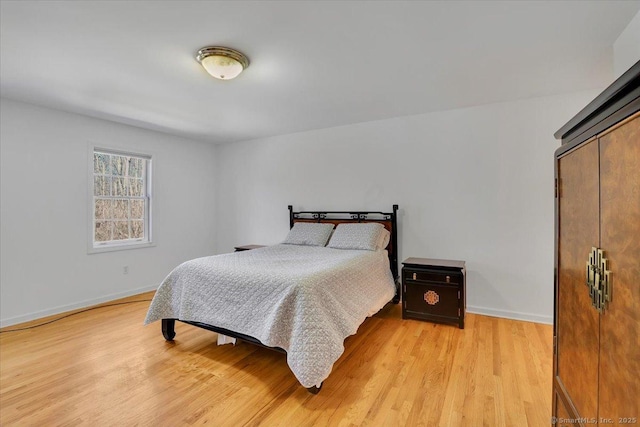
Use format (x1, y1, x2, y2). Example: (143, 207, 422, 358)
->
(144, 205, 400, 393)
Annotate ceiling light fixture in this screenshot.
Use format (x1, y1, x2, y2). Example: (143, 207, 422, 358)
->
(196, 46, 249, 80)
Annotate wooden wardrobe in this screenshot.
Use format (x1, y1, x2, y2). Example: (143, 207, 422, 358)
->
(553, 61, 639, 426)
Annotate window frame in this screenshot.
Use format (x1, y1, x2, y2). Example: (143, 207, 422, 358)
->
(87, 145, 155, 254)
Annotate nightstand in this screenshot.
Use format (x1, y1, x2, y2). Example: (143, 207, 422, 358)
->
(402, 257, 466, 329)
(234, 244, 266, 252)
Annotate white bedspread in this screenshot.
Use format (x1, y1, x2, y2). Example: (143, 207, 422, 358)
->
(144, 244, 396, 388)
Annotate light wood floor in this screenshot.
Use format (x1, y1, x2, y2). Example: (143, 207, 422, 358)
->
(0, 292, 553, 426)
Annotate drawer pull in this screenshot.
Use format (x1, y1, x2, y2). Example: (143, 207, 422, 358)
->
(446, 275, 450, 283)
(413, 273, 416, 280)
(424, 290, 440, 305)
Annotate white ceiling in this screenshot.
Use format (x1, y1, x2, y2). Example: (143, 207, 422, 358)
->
(1, 1, 639, 144)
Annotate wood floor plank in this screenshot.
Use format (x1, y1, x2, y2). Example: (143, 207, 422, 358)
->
(0, 292, 553, 426)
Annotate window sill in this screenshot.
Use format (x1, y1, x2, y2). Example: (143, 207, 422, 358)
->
(88, 241, 155, 254)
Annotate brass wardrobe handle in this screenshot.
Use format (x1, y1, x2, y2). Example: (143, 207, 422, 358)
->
(586, 247, 612, 313)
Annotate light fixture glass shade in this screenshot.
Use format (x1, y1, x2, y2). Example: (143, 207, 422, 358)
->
(201, 55, 244, 80)
(197, 46, 249, 80)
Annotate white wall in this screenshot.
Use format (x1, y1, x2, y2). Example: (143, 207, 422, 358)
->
(215, 90, 599, 324)
(0, 99, 217, 326)
(614, 10, 640, 78)
(0, 88, 602, 327)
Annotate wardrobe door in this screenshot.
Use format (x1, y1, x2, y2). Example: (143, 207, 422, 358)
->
(556, 139, 600, 420)
(598, 114, 640, 425)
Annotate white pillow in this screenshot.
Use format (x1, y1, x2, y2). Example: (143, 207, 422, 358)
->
(282, 222, 335, 246)
(377, 228, 391, 250)
(327, 223, 385, 251)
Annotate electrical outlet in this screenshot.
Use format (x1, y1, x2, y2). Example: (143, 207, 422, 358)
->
(123, 265, 129, 275)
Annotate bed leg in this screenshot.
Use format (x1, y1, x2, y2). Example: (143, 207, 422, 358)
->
(392, 278, 401, 304)
(162, 319, 176, 341)
(307, 383, 323, 394)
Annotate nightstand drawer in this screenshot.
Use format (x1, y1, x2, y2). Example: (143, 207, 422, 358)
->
(403, 268, 461, 285)
(404, 282, 460, 319)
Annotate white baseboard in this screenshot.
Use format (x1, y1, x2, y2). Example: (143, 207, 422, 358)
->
(467, 305, 553, 325)
(2, 289, 553, 328)
(0, 284, 157, 328)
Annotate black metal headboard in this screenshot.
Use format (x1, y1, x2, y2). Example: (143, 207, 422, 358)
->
(288, 205, 399, 282)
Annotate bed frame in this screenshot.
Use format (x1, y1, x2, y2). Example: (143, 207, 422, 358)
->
(160, 204, 400, 394)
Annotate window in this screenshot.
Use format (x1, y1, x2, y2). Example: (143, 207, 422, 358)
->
(90, 148, 152, 252)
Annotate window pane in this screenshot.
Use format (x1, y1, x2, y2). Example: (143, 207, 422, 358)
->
(112, 177, 128, 196)
(128, 157, 143, 178)
(111, 155, 127, 176)
(95, 221, 112, 242)
(113, 199, 129, 219)
(94, 153, 110, 175)
(128, 178, 143, 196)
(113, 221, 129, 240)
(94, 176, 111, 196)
(131, 220, 144, 239)
(130, 199, 144, 219)
(95, 199, 112, 219)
